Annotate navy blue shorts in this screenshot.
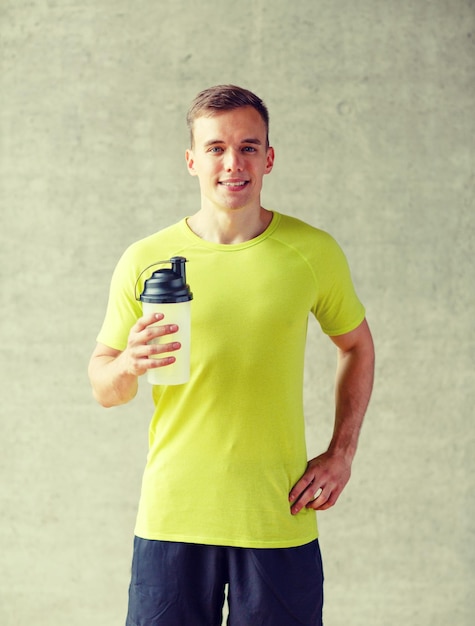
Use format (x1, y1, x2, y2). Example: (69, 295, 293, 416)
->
(126, 537, 324, 626)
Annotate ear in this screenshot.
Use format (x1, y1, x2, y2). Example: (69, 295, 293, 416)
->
(185, 149, 197, 176)
(265, 146, 275, 175)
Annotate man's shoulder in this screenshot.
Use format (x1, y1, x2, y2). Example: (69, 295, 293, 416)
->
(123, 218, 187, 260)
(274, 212, 338, 249)
(131, 219, 185, 248)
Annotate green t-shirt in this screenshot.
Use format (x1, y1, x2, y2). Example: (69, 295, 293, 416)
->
(97, 212, 365, 548)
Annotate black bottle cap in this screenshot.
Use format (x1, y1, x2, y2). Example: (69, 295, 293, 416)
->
(139, 257, 193, 304)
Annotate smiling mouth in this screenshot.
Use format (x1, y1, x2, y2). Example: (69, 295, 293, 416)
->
(219, 180, 249, 188)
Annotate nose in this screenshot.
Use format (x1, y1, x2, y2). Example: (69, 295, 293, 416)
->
(224, 148, 243, 172)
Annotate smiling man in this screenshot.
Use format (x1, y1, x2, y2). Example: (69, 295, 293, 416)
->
(185, 102, 275, 242)
(89, 85, 375, 626)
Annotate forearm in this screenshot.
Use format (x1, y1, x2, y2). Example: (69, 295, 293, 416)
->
(88, 353, 139, 408)
(289, 320, 374, 513)
(328, 335, 375, 461)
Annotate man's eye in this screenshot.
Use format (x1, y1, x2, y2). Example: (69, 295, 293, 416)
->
(242, 146, 256, 153)
(208, 146, 223, 153)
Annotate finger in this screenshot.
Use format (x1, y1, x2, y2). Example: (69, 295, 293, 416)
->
(143, 323, 179, 344)
(129, 323, 179, 349)
(132, 340, 181, 359)
(148, 341, 182, 358)
(134, 312, 165, 332)
(288, 474, 314, 505)
(305, 487, 329, 511)
(125, 337, 181, 377)
(147, 355, 177, 369)
(290, 481, 322, 515)
(307, 488, 341, 511)
(130, 347, 180, 376)
(147, 341, 182, 369)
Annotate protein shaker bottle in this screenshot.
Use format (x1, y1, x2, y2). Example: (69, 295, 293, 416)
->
(139, 257, 193, 385)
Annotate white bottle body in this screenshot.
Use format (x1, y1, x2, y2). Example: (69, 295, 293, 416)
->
(142, 301, 191, 385)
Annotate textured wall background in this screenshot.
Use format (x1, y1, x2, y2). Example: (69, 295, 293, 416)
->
(1, 1, 474, 624)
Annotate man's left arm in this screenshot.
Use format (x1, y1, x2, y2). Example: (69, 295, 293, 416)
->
(289, 318, 375, 515)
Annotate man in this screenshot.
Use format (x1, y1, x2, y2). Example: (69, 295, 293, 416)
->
(89, 85, 374, 626)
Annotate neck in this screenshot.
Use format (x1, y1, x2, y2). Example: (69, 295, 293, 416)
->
(187, 206, 273, 245)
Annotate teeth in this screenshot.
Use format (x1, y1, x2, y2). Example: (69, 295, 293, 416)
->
(220, 181, 247, 187)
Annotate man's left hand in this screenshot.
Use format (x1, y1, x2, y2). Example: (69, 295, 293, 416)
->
(288, 451, 352, 515)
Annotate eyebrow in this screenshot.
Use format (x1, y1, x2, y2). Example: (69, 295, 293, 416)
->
(203, 137, 263, 147)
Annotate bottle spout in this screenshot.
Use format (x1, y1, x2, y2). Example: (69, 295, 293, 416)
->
(170, 256, 187, 282)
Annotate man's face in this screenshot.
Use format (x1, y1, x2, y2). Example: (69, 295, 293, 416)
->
(185, 106, 274, 213)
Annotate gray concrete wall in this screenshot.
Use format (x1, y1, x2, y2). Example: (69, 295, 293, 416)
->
(1, 1, 473, 624)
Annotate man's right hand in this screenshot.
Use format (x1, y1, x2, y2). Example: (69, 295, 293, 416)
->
(88, 313, 180, 407)
(122, 312, 181, 377)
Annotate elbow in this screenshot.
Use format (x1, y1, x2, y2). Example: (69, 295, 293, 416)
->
(92, 390, 116, 409)
(90, 383, 138, 409)
(90, 385, 114, 409)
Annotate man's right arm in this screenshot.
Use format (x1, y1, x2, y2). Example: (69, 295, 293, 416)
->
(88, 312, 180, 408)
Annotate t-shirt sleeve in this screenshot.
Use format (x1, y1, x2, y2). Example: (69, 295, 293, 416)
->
(310, 234, 366, 336)
(96, 246, 143, 351)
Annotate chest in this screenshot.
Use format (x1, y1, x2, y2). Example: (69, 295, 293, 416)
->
(185, 248, 316, 337)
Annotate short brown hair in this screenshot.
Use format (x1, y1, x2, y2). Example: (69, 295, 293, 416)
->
(186, 84, 270, 147)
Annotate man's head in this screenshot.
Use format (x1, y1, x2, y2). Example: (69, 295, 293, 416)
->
(186, 85, 270, 148)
